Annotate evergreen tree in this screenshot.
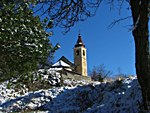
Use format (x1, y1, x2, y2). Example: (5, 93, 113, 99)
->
(0, 0, 54, 81)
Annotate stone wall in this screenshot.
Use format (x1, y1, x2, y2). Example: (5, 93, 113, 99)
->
(60, 70, 91, 82)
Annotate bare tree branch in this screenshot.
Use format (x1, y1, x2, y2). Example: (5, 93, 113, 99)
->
(33, 0, 102, 33)
(108, 16, 131, 29)
(118, 0, 125, 15)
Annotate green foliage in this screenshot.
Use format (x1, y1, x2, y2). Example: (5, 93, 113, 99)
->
(0, 0, 54, 81)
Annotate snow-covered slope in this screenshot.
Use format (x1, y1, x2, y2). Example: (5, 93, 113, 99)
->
(0, 75, 143, 113)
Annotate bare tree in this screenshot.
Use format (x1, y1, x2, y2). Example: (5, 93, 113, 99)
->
(90, 64, 112, 82)
(33, 0, 150, 110)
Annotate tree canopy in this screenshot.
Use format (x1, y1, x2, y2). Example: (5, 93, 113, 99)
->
(0, 0, 54, 81)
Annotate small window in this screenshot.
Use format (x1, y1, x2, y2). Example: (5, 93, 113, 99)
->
(76, 50, 79, 56)
(83, 50, 85, 56)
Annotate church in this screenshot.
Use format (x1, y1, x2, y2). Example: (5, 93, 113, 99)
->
(51, 34, 88, 77)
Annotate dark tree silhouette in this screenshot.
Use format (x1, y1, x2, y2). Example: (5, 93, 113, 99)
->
(33, 0, 102, 33)
(130, 0, 150, 110)
(33, 0, 149, 110)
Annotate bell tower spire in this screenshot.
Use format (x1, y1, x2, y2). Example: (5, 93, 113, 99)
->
(74, 34, 87, 76)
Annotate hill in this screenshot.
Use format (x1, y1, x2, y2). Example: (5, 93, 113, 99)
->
(0, 70, 143, 112)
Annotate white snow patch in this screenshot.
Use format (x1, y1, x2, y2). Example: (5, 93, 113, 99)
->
(0, 74, 143, 112)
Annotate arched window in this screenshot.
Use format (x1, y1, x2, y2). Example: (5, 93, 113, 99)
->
(83, 50, 85, 56)
(76, 50, 79, 56)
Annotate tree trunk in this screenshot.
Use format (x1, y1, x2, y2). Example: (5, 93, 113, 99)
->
(130, 0, 150, 110)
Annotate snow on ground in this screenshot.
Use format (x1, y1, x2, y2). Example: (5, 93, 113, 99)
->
(0, 75, 143, 113)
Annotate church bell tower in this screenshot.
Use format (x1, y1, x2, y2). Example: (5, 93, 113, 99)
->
(74, 34, 87, 76)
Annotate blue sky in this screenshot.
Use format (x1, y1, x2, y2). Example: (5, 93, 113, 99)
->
(50, 2, 136, 76)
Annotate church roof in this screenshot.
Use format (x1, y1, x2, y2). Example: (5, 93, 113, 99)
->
(75, 34, 85, 47)
(52, 60, 70, 67)
(58, 56, 75, 68)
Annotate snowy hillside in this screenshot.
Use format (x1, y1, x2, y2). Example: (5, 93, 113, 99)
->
(0, 72, 143, 113)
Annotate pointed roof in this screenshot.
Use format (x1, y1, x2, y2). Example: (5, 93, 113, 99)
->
(52, 60, 70, 67)
(58, 56, 75, 68)
(75, 34, 85, 47)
